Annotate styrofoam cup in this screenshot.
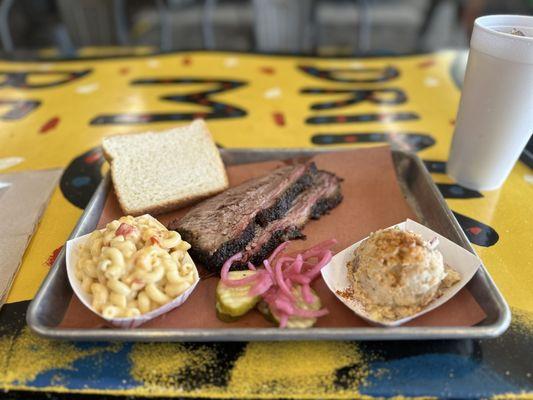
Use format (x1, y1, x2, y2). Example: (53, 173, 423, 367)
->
(448, 15, 533, 190)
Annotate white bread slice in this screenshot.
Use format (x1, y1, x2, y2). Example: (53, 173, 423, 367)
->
(102, 120, 228, 216)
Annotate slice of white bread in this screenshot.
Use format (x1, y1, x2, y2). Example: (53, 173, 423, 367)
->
(102, 120, 228, 216)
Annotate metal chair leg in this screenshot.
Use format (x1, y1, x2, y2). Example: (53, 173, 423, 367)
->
(357, 0, 371, 53)
(0, 0, 15, 53)
(156, 0, 172, 51)
(113, 0, 130, 45)
(202, 0, 217, 50)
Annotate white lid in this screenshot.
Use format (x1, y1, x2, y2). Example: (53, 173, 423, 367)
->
(471, 15, 533, 64)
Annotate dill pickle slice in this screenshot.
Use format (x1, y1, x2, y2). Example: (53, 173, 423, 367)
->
(256, 300, 277, 324)
(270, 286, 322, 329)
(215, 302, 241, 323)
(216, 270, 260, 317)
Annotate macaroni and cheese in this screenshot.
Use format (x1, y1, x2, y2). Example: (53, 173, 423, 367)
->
(75, 215, 197, 319)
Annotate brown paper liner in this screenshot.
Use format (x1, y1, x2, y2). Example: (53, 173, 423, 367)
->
(59, 146, 486, 330)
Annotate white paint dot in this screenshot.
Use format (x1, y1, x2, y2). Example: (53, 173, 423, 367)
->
(264, 87, 282, 99)
(524, 174, 533, 184)
(224, 57, 239, 68)
(424, 77, 440, 87)
(38, 63, 54, 71)
(147, 59, 160, 68)
(76, 83, 99, 94)
(0, 156, 24, 171)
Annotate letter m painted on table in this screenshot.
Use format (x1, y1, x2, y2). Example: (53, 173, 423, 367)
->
(90, 78, 248, 125)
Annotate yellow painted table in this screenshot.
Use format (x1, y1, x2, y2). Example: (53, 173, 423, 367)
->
(0, 50, 531, 399)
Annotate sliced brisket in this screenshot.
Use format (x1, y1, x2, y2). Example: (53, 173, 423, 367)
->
(168, 162, 317, 269)
(242, 170, 343, 266)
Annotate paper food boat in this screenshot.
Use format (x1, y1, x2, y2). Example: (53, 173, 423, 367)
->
(66, 232, 199, 329)
(321, 219, 482, 327)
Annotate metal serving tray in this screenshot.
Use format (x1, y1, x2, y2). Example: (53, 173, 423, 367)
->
(27, 149, 511, 341)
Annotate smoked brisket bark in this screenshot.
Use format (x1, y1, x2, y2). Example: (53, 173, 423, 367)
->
(242, 170, 343, 266)
(168, 162, 317, 270)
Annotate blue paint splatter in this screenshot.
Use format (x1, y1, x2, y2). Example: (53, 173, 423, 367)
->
(71, 176, 91, 188)
(26, 343, 141, 390)
(450, 186, 464, 195)
(361, 354, 518, 398)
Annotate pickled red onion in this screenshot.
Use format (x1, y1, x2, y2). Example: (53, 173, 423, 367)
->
(286, 254, 303, 275)
(248, 274, 273, 296)
(303, 250, 333, 280)
(220, 239, 336, 328)
(267, 241, 290, 263)
(274, 297, 294, 314)
(301, 283, 314, 304)
(289, 275, 311, 285)
(291, 307, 330, 318)
(263, 259, 273, 275)
(274, 259, 295, 300)
(301, 238, 338, 259)
(220, 253, 261, 287)
(279, 313, 289, 329)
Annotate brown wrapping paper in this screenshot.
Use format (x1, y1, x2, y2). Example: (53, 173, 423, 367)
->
(59, 146, 486, 329)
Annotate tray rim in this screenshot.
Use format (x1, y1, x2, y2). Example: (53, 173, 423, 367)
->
(26, 148, 511, 341)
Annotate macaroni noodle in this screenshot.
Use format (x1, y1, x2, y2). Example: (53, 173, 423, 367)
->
(75, 215, 197, 318)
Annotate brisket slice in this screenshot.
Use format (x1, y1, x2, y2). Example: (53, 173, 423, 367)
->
(240, 170, 343, 267)
(168, 162, 317, 269)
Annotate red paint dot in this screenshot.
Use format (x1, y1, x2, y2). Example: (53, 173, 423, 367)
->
(418, 59, 436, 68)
(468, 227, 482, 235)
(449, 119, 456, 125)
(39, 116, 60, 134)
(119, 67, 130, 75)
(272, 112, 285, 127)
(336, 115, 347, 123)
(260, 66, 275, 75)
(194, 112, 206, 119)
(45, 246, 63, 268)
(182, 56, 192, 66)
(134, 115, 150, 123)
(344, 136, 357, 143)
(84, 152, 102, 164)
